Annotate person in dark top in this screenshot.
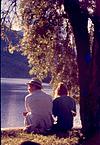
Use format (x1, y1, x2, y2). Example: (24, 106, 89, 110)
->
(52, 82, 76, 132)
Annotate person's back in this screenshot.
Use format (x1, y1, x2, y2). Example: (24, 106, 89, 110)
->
(26, 90, 52, 115)
(23, 78, 53, 134)
(52, 82, 76, 131)
(53, 95, 76, 130)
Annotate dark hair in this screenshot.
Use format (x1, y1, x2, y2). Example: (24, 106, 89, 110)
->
(19, 141, 40, 145)
(55, 82, 68, 96)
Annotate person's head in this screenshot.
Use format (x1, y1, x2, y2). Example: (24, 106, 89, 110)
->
(55, 82, 68, 96)
(19, 141, 40, 145)
(26, 78, 42, 93)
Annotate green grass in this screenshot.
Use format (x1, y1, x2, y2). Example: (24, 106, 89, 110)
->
(1, 128, 82, 145)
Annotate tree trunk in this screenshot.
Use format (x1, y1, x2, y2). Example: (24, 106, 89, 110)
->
(89, 0, 100, 132)
(64, 0, 97, 138)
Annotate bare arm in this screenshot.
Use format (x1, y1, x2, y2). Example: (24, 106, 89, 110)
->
(72, 99, 76, 116)
(71, 110, 76, 116)
(23, 96, 29, 116)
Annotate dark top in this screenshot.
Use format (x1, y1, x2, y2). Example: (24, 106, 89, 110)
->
(53, 96, 76, 130)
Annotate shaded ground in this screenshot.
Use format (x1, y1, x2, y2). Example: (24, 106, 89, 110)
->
(81, 131, 100, 145)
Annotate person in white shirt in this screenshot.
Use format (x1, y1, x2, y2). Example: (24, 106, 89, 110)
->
(23, 78, 53, 134)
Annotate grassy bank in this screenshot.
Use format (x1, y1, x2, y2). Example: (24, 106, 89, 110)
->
(1, 128, 82, 145)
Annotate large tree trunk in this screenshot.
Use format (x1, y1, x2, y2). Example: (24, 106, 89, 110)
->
(90, 0, 100, 132)
(64, 0, 99, 138)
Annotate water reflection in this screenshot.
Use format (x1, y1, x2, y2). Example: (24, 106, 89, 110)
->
(1, 78, 28, 128)
(1, 78, 81, 128)
(1, 78, 53, 128)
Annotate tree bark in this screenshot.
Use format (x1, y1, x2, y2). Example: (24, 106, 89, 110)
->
(64, 0, 97, 138)
(89, 0, 100, 132)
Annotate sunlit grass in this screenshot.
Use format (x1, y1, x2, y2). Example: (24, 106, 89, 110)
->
(1, 128, 81, 145)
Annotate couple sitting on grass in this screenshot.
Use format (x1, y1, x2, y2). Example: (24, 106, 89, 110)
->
(23, 78, 76, 134)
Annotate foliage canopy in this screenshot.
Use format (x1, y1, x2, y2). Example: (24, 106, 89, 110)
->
(19, 0, 79, 97)
(1, 0, 95, 99)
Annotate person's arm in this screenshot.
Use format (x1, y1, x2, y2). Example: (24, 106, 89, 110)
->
(23, 111, 28, 116)
(71, 100, 76, 116)
(23, 96, 29, 116)
(52, 99, 58, 117)
(71, 110, 76, 116)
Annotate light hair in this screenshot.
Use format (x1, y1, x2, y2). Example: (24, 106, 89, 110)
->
(54, 82, 68, 97)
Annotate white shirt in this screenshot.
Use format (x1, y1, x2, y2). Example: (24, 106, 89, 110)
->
(24, 89, 53, 133)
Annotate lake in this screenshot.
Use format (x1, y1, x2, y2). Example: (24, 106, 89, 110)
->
(1, 78, 82, 128)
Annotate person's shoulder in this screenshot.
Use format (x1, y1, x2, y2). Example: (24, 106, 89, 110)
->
(53, 97, 60, 102)
(46, 93, 53, 100)
(41, 90, 50, 96)
(67, 96, 76, 102)
(41, 90, 52, 98)
(25, 93, 32, 99)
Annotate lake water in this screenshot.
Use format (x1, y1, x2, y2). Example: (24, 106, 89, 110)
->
(1, 78, 82, 128)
